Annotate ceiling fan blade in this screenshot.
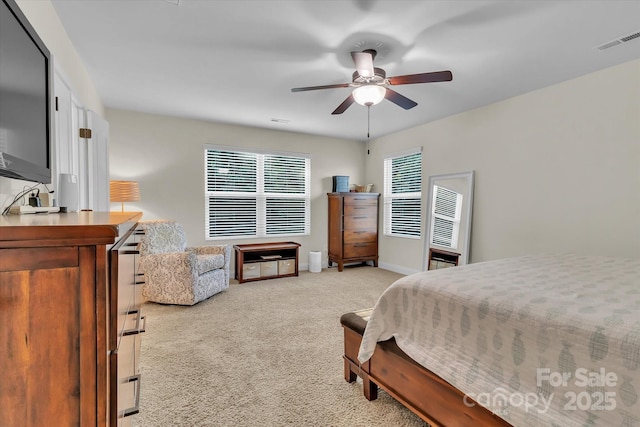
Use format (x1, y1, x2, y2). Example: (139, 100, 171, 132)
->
(387, 70, 453, 85)
(385, 89, 418, 110)
(331, 94, 355, 115)
(351, 51, 374, 78)
(291, 83, 351, 92)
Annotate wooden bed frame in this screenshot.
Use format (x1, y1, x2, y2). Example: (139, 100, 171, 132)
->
(341, 312, 512, 427)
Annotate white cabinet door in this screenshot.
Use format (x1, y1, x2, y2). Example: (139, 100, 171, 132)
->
(54, 73, 82, 209)
(54, 71, 109, 211)
(54, 73, 71, 179)
(85, 110, 109, 211)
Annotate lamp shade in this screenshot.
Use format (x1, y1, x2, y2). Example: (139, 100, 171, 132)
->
(110, 180, 140, 211)
(352, 85, 386, 106)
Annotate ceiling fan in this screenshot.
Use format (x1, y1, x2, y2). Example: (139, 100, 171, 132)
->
(291, 49, 453, 115)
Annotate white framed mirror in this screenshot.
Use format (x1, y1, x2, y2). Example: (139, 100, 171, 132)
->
(423, 171, 475, 271)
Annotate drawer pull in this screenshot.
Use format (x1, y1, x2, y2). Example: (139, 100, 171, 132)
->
(122, 374, 142, 417)
(123, 310, 146, 336)
(353, 216, 368, 219)
(354, 243, 370, 247)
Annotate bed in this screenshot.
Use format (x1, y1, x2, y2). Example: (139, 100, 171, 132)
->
(342, 255, 639, 426)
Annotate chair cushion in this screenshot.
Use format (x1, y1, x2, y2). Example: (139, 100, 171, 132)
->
(196, 254, 225, 275)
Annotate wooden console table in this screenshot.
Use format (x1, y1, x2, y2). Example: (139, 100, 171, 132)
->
(234, 242, 301, 283)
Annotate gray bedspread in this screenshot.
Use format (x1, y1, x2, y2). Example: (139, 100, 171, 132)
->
(358, 255, 640, 426)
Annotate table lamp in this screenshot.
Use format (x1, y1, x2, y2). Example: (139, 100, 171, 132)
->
(110, 180, 140, 212)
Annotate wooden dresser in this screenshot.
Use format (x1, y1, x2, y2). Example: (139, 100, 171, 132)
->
(327, 192, 380, 272)
(0, 211, 143, 427)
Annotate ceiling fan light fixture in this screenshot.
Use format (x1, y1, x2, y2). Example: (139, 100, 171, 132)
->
(352, 85, 386, 106)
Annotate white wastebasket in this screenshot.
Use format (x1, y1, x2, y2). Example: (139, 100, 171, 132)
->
(309, 251, 322, 273)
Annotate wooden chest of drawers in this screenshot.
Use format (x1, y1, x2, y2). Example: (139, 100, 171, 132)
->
(0, 212, 143, 427)
(327, 193, 380, 272)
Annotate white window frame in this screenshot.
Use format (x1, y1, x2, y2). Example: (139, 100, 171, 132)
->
(383, 147, 422, 239)
(204, 145, 311, 240)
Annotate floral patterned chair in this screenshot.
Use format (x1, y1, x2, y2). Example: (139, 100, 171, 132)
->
(138, 219, 230, 305)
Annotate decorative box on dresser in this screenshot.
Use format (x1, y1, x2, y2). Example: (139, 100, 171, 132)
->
(327, 192, 380, 272)
(0, 211, 143, 427)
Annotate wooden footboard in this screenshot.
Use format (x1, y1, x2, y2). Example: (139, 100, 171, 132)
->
(341, 312, 512, 427)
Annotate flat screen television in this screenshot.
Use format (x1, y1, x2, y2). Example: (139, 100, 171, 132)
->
(0, 0, 53, 183)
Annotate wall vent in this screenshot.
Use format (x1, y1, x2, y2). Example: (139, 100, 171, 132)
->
(597, 30, 640, 50)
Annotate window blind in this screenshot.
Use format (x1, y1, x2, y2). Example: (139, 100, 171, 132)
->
(383, 149, 422, 238)
(205, 147, 310, 239)
(430, 185, 462, 248)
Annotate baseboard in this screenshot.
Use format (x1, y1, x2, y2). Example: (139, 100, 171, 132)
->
(377, 261, 420, 276)
(302, 261, 419, 275)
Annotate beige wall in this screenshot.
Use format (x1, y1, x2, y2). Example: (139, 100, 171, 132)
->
(368, 59, 640, 273)
(16, 0, 103, 115)
(106, 109, 365, 270)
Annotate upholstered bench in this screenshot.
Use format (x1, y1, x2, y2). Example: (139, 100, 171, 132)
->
(341, 308, 427, 401)
(340, 308, 394, 401)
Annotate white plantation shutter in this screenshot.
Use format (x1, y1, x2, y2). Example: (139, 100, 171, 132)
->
(430, 185, 462, 248)
(383, 149, 422, 238)
(205, 146, 310, 239)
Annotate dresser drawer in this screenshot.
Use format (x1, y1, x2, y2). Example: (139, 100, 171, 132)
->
(278, 259, 295, 275)
(260, 260, 278, 277)
(344, 215, 377, 230)
(117, 322, 142, 426)
(344, 204, 377, 216)
(118, 334, 136, 381)
(344, 242, 377, 258)
(344, 230, 377, 244)
(344, 196, 378, 207)
(117, 286, 135, 339)
(117, 373, 140, 425)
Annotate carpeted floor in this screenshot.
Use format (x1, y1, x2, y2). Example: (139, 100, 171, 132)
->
(133, 266, 428, 427)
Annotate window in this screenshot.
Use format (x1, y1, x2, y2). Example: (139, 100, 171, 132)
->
(430, 185, 462, 248)
(204, 146, 310, 239)
(383, 149, 422, 238)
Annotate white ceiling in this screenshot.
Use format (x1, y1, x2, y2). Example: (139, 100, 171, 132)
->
(50, 0, 640, 142)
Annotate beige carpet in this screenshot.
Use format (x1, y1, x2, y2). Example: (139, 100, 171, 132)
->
(133, 266, 428, 427)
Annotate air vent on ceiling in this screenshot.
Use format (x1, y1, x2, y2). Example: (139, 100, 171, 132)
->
(597, 30, 640, 50)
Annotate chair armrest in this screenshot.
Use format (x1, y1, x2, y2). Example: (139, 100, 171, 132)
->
(187, 245, 228, 256)
(186, 245, 231, 283)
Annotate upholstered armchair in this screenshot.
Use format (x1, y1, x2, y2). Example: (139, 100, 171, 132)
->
(138, 219, 230, 305)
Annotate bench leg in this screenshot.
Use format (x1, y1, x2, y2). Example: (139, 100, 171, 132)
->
(362, 374, 378, 401)
(344, 358, 357, 383)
